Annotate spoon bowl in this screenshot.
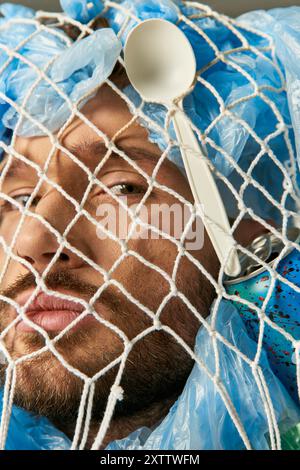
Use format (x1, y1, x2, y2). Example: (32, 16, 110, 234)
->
(124, 19, 196, 103)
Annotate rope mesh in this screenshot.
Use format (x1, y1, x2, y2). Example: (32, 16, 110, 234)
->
(0, 1, 299, 450)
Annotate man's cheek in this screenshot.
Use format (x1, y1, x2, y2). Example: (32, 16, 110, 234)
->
(0, 215, 20, 244)
(0, 220, 21, 277)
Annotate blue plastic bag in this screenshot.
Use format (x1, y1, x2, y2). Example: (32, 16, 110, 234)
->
(0, 389, 71, 450)
(106, 300, 300, 450)
(0, 3, 121, 140)
(105, 0, 179, 43)
(238, 7, 300, 178)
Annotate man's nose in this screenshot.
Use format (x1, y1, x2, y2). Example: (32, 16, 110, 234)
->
(15, 192, 88, 272)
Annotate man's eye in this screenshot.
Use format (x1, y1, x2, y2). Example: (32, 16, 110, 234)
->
(2, 193, 39, 212)
(13, 194, 33, 207)
(109, 183, 145, 196)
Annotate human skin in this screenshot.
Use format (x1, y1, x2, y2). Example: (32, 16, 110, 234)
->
(0, 83, 266, 448)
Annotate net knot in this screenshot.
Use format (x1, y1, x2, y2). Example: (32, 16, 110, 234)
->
(37, 169, 45, 180)
(57, 235, 66, 247)
(215, 285, 225, 297)
(153, 318, 161, 330)
(276, 122, 285, 132)
(111, 384, 124, 401)
(283, 178, 293, 192)
(209, 329, 216, 338)
(88, 174, 96, 184)
(217, 52, 225, 62)
(148, 176, 156, 188)
(169, 105, 179, 118)
(243, 174, 252, 185)
(238, 201, 246, 212)
(177, 245, 185, 257)
(120, 241, 128, 254)
(170, 282, 178, 296)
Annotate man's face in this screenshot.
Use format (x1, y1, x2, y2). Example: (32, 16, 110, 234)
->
(0, 84, 217, 435)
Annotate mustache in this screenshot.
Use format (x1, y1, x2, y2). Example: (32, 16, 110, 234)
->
(0, 270, 130, 321)
(0, 270, 99, 303)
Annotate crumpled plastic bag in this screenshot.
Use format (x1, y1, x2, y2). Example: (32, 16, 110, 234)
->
(0, 2, 34, 20)
(0, 389, 71, 450)
(237, 7, 300, 181)
(0, 3, 121, 139)
(105, 0, 179, 43)
(106, 300, 300, 450)
(60, 0, 104, 24)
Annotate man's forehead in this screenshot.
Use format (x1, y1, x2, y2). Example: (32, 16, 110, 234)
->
(3, 85, 161, 169)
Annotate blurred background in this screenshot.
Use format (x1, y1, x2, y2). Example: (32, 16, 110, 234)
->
(5, 0, 300, 17)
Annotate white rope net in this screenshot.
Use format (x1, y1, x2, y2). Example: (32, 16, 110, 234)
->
(0, 0, 299, 451)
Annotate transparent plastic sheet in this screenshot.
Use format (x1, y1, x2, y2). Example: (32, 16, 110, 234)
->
(0, 3, 122, 138)
(0, 389, 71, 450)
(1, 300, 299, 450)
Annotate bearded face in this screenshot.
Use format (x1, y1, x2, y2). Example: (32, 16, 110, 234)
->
(0, 84, 218, 446)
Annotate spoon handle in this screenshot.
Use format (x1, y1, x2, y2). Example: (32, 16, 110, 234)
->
(172, 107, 241, 277)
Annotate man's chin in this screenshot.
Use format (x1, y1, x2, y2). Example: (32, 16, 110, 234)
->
(0, 316, 125, 430)
(0, 327, 120, 428)
(0, 323, 199, 441)
(5, 320, 124, 375)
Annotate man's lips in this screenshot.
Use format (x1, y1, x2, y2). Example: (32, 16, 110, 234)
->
(14, 290, 93, 333)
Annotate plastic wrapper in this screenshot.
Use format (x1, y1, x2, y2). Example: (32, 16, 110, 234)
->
(0, 2, 300, 222)
(238, 7, 300, 180)
(0, 3, 121, 142)
(105, 0, 179, 44)
(104, 0, 300, 222)
(106, 300, 300, 450)
(0, 389, 71, 450)
(60, 0, 104, 24)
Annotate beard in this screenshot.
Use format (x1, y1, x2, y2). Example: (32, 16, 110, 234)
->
(0, 266, 214, 442)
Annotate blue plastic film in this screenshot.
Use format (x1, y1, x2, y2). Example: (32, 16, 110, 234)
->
(106, 301, 300, 450)
(0, 6, 121, 138)
(60, 0, 104, 24)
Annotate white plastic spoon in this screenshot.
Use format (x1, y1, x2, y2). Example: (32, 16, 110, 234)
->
(124, 19, 240, 277)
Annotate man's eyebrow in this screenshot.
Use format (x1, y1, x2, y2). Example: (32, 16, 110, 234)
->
(0, 141, 162, 180)
(70, 140, 161, 167)
(0, 156, 30, 179)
